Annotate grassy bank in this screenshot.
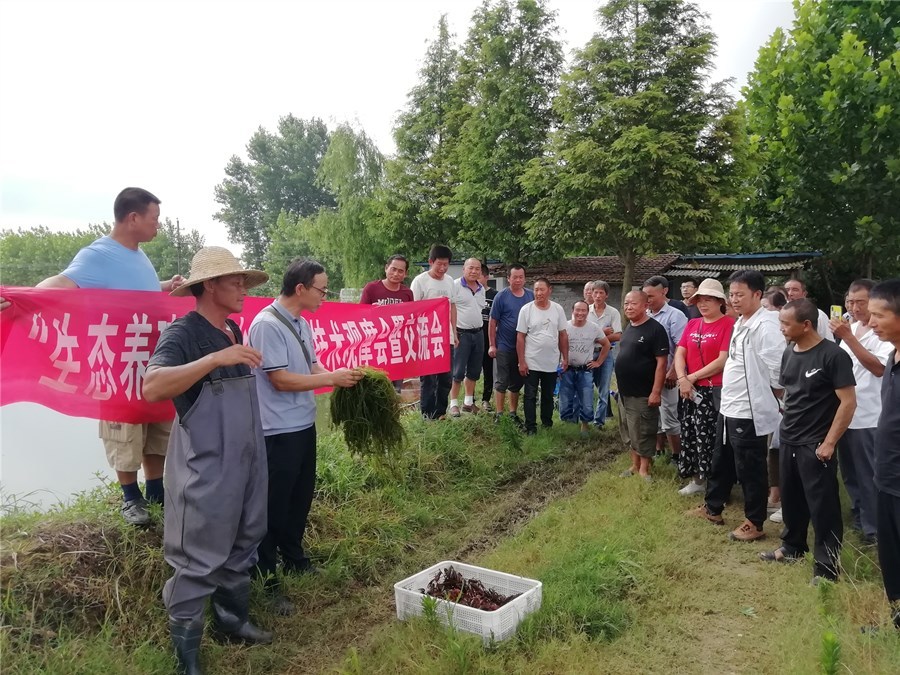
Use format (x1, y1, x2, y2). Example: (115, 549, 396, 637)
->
(0, 410, 617, 674)
(342, 456, 900, 674)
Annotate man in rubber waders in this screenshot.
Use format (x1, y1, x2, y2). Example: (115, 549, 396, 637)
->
(143, 247, 272, 675)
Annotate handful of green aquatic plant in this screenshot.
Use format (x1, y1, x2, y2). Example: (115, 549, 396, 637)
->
(330, 366, 406, 464)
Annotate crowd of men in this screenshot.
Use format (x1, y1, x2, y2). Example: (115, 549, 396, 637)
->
(365, 244, 900, 635)
(2, 191, 898, 673)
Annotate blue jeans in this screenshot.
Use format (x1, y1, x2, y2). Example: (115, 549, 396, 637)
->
(559, 368, 594, 423)
(592, 353, 615, 427)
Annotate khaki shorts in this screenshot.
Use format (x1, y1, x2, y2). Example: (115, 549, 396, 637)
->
(618, 396, 660, 458)
(100, 420, 172, 472)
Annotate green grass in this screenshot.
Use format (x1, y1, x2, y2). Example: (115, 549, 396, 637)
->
(5, 395, 897, 675)
(0, 404, 615, 674)
(340, 456, 900, 675)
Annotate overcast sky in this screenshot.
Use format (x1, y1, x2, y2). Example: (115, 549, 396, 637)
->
(0, 0, 795, 249)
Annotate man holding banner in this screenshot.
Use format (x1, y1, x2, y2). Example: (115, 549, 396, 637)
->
(143, 247, 273, 674)
(31, 187, 183, 526)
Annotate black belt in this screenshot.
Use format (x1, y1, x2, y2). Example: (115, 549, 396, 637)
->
(569, 364, 591, 371)
(457, 327, 482, 334)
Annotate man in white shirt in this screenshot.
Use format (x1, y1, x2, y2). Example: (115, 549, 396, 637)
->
(643, 276, 688, 461)
(831, 279, 894, 543)
(785, 278, 834, 342)
(449, 258, 487, 416)
(587, 280, 622, 428)
(688, 269, 785, 542)
(516, 278, 568, 435)
(410, 245, 458, 420)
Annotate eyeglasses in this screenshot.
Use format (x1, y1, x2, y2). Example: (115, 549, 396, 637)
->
(309, 285, 329, 296)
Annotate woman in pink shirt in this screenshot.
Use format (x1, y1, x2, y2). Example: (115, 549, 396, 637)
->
(673, 279, 735, 495)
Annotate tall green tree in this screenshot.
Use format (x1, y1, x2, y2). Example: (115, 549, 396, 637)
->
(742, 0, 900, 295)
(214, 116, 334, 268)
(449, 0, 564, 262)
(523, 0, 743, 292)
(381, 15, 462, 256)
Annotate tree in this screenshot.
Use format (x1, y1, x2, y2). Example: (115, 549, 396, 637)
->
(259, 210, 320, 296)
(448, 0, 564, 262)
(381, 15, 463, 256)
(523, 0, 744, 293)
(0, 219, 205, 287)
(214, 116, 334, 268)
(742, 0, 900, 296)
(305, 124, 391, 288)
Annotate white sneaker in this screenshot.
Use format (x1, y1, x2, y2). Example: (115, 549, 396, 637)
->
(769, 508, 783, 523)
(678, 481, 706, 496)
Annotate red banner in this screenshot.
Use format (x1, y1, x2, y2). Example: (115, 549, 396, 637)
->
(0, 287, 450, 423)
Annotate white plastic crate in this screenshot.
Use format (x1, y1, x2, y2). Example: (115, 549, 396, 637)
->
(393, 560, 542, 644)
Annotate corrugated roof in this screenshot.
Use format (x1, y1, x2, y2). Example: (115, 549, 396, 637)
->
(490, 255, 680, 284)
(668, 259, 815, 275)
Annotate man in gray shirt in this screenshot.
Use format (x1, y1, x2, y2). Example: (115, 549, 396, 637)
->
(249, 258, 362, 615)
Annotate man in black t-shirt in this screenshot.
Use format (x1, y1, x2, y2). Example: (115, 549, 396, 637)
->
(869, 279, 900, 630)
(143, 247, 274, 673)
(614, 291, 669, 480)
(759, 299, 856, 583)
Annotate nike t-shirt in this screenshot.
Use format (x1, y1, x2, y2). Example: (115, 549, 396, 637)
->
(779, 340, 855, 445)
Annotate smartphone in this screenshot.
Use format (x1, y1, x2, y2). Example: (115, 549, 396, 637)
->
(830, 305, 843, 321)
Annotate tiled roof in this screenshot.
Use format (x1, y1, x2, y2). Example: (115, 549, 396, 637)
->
(490, 255, 680, 284)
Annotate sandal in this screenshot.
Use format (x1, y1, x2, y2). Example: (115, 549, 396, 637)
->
(758, 547, 802, 563)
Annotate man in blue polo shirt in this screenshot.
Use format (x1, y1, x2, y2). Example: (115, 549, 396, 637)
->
(248, 257, 362, 615)
(32, 187, 184, 527)
(488, 264, 533, 422)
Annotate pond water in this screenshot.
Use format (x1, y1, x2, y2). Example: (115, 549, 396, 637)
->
(1, 403, 115, 511)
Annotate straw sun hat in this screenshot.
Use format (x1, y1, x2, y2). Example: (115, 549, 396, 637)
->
(687, 278, 727, 305)
(170, 246, 268, 297)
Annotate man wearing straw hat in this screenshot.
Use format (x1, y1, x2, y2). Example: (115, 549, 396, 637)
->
(143, 247, 273, 675)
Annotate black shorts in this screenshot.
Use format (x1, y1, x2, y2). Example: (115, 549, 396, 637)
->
(494, 350, 524, 393)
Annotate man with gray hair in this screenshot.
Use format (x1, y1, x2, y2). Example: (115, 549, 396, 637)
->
(449, 258, 487, 416)
(587, 280, 622, 428)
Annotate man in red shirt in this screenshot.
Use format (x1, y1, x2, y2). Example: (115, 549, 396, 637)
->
(360, 254, 414, 393)
(359, 254, 414, 305)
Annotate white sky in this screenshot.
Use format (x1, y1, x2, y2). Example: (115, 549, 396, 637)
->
(0, 0, 795, 249)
